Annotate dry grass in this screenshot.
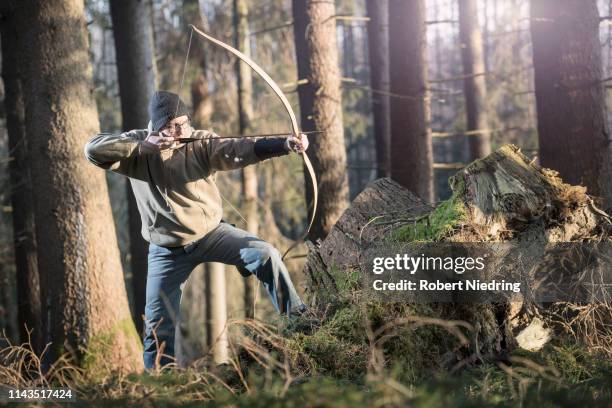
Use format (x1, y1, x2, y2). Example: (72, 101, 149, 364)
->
(0, 313, 475, 401)
(0, 312, 609, 406)
(547, 302, 612, 355)
(0, 328, 84, 390)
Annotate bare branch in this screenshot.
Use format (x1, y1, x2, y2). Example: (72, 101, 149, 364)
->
(431, 127, 534, 138)
(250, 21, 293, 36)
(433, 163, 465, 170)
(426, 19, 458, 25)
(333, 15, 370, 22)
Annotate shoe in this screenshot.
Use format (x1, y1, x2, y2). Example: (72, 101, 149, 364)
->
(284, 305, 319, 335)
(289, 304, 309, 318)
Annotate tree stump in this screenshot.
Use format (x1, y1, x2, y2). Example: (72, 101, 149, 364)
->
(447, 145, 610, 355)
(304, 145, 611, 362)
(449, 145, 603, 242)
(304, 178, 431, 303)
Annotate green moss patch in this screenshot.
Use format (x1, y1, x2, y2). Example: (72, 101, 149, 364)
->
(82, 317, 142, 377)
(392, 194, 468, 242)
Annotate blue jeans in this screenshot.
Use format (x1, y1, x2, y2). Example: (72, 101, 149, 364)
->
(142, 221, 306, 370)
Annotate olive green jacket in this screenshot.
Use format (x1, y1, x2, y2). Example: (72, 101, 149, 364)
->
(84, 129, 284, 247)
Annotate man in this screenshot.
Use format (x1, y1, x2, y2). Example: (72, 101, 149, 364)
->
(84, 90, 308, 371)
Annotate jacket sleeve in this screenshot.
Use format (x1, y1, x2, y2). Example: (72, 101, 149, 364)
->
(194, 130, 289, 172)
(84, 129, 148, 177)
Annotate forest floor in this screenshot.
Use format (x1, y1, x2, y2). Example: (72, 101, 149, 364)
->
(2, 251, 610, 406)
(1, 315, 609, 407)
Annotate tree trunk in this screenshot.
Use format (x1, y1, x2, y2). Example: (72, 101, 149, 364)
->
(366, 0, 391, 179)
(205, 262, 229, 365)
(388, 0, 434, 203)
(483, 0, 489, 73)
(0, 3, 42, 353)
(15, 0, 143, 372)
(458, 0, 491, 160)
(530, 0, 612, 211)
(109, 0, 158, 339)
(233, 0, 257, 319)
(191, 73, 213, 127)
(190, 0, 213, 127)
(292, 0, 350, 241)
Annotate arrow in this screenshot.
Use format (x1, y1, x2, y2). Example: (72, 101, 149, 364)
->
(175, 130, 323, 143)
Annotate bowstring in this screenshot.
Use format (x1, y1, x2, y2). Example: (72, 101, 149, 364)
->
(175, 26, 194, 117)
(177, 25, 248, 226)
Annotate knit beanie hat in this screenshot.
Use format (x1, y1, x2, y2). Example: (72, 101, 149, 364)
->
(148, 91, 191, 132)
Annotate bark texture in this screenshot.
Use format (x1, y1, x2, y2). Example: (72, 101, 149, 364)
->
(0, 3, 42, 353)
(449, 145, 607, 243)
(15, 0, 142, 372)
(109, 0, 158, 338)
(366, 0, 391, 178)
(304, 178, 432, 304)
(306, 178, 430, 279)
(530, 0, 612, 211)
(388, 0, 434, 202)
(458, 0, 491, 160)
(293, 0, 350, 241)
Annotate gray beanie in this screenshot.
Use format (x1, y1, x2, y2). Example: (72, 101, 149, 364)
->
(148, 91, 191, 132)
